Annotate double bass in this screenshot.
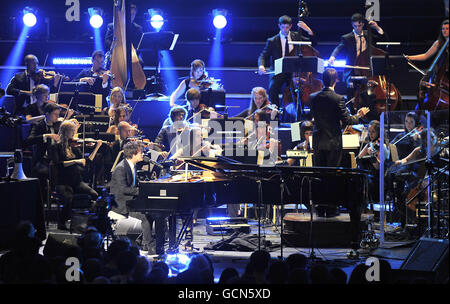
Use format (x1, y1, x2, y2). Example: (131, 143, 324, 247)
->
(351, 17, 402, 116)
(282, 0, 323, 117)
(352, 49, 402, 115)
(418, 38, 449, 111)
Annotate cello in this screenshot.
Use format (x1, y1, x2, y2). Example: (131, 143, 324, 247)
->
(418, 38, 449, 111)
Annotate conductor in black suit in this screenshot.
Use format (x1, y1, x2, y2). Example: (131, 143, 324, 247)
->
(328, 13, 386, 86)
(258, 15, 315, 107)
(109, 141, 165, 255)
(310, 68, 369, 167)
(310, 68, 369, 256)
(6, 54, 61, 115)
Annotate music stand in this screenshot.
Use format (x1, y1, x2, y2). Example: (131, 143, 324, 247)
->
(200, 89, 225, 109)
(53, 92, 101, 115)
(137, 31, 179, 96)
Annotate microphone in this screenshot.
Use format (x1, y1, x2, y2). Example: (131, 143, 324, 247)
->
(143, 156, 165, 169)
(365, 2, 375, 8)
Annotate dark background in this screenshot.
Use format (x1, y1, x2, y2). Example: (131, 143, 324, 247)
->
(0, 0, 447, 66)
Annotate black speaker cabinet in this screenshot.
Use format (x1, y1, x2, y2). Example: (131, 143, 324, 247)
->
(399, 237, 449, 283)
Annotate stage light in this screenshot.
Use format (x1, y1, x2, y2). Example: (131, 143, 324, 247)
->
(212, 9, 228, 29)
(148, 9, 165, 31)
(22, 7, 37, 27)
(88, 7, 104, 29)
(52, 57, 92, 65)
(324, 59, 347, 67)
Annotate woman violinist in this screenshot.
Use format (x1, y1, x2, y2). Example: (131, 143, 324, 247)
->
(169, 59, 220, 107)
(104, 86, 132, 121)
(25, 84, 75, 122)
(235, 87, 280, 120)
(391, 112, 422, 160)
(357, 120, 390, 170)
(106, 106, 140, 136)
(49, 120, 103, 230)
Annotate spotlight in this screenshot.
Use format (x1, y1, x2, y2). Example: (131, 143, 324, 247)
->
(88, 7, 104, 29)
(212, 9, 228, 29)
(22, 7, 37, 27)
(148, 9, 165, 31)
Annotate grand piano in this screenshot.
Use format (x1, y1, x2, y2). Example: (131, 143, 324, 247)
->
(128, 156, 370, 212)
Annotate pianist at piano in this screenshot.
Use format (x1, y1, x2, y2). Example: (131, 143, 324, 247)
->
(110, 141, 166, 255)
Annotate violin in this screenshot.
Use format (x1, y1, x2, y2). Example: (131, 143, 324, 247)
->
(127, 136, 165, 151)
(195, 104, 223, 119)
(192, 74, 222, 90)
(31, 70, 70, 82)
(94, 69, 116, 80)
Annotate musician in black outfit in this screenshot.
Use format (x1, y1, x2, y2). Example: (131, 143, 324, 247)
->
(6, 54, 61, 115)
(109, 141, 166, 255)
(258, 15, 314, 106)
(73, 50, 111, 104)
(23, 103, 61, 205)
(310, 68, 369, 167)
(49, 121, 100, 230)
(154, 106, 189, 160)
(104, 3, 143, 55)
(310, 68, 369, 256)
(328, 13, 386, 118)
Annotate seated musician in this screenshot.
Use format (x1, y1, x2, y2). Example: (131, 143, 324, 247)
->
(104, 86, 132, 122)
(24, 84, 49, 121)
(392, 112, 422, 160)
(154, 106, 189, 160)
(235, 87, 280, 120)
(357, 120, 390, 171)
(23, 102, 62, 207)
(357, 120, 390, 213)
(106, 106, 130, 135)
(109, 141, 166, 255)
(170, 59, 219, 107)
(25, 84, 75, 122)
(6, 54, 61, 116)
(395, 128, 440, 167)
(286, 120, 313, 166)
(111, 121, 133, 164)
(73, 50, 111, 103)
(49, 120, 102, 230)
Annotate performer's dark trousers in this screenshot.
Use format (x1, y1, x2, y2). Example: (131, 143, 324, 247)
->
(314, 148, 361, 249)
(56, 182, 98, 224)
(268, 73, 292, 107)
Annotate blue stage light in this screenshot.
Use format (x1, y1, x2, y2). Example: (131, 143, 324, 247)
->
(324, 59, 347, 67)
(212, 9, 228, 29)
(213, 15, 227, 29)
(148, 9, 165, 31)
(22, 7, 37, 27)
(52, 57, 92, 65)
(88, 8, 103, 29)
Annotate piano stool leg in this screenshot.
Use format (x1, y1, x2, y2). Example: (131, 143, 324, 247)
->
(244, 204, 248, 218)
